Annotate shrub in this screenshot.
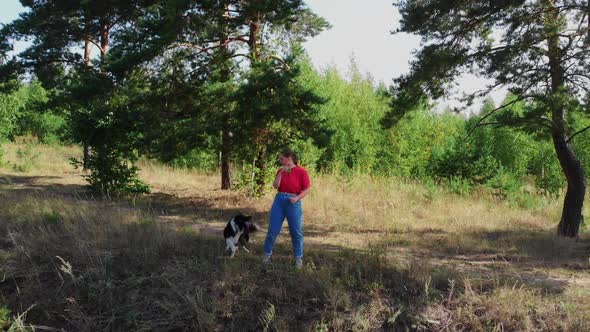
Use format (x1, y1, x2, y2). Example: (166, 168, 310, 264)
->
(233, 160, 274, 197)
(378, 109, 463, 178)
(528, 143, 565, 195)
(486, 167, 522, 199)
(19, 112, 68, 144)
(83, 146, 149, 195)
(310, 64, 390, 174)
(447, 176, 473, 196)
(429, 142, 500, 185)
(170, 149, 218, 172)
(0, 306, 11, 330)
(290, 137, 323, 171)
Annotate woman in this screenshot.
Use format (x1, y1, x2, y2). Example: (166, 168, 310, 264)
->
(262, 149, 311, 269)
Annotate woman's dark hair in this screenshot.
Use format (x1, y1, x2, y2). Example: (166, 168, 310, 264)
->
(281, 149, 298, 165)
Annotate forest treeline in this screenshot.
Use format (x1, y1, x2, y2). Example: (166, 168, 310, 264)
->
(4, 58, 590, 201)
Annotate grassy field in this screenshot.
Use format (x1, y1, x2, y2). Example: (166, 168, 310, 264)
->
(1, 142, 590, 331)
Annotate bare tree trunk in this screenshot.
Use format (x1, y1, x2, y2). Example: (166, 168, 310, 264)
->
(84, 36, 92, 67)
(248, 15, 267, 194)
(219, 4, 233, 190)
(99, 17, 109, 66)
(221, 130, 232, 189)
(82, 38, 92, 170)
(552, 130, 586, 237)
(83, 143, 91, 170)
(248, 16, 261, 61)
(254, 146, 267, 196)
(546, 2, 586, 237)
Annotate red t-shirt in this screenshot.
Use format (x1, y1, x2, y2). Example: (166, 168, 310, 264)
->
(276, 166, 311, 194)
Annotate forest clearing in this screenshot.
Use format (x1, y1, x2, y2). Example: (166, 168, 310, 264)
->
(1, 143, 589, 330)
(2, 0, 590, 330)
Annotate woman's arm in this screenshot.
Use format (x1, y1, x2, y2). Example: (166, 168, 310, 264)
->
(272, 170, 283, 189)
(291, 169, 311, 203)
(291, 187, 310, 203)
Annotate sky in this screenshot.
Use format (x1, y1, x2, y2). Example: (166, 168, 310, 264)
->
(0, 0, 506, 110)
(303, 0, 420, 85)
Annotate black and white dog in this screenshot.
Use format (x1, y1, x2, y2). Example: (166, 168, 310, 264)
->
(223, 213, 262, 257)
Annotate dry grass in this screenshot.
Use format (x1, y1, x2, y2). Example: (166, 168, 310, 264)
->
(1, 142, 590, 331)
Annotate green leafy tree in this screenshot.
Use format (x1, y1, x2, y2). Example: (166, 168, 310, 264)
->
(2, 1, 159, 194)
(233, 53, 325, 196)
(389, 0, 590, 237)
(319, 64, 390, 174)
(109, 0, 328, 191)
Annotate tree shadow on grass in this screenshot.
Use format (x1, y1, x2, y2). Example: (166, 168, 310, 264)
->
(388, 228, 590, 264)
(0, 212, 423, 331)
(0, 174, 582, 314)
(375, 227, 590, 295)
(0, 174, 94, 201)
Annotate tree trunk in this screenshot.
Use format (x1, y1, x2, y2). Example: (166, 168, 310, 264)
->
(219, 4, 233, 190)
(248, 14, 266, 195)
(84, 37, 92, 67)
(83, 142, 91, 170)
(221, 130, 232, 190)
(99, 16, 109, 66)
(248, 16, 261, 61)
(552, 130, 585, 237)
(82, 38, 92, 170)
(254, 146, 267, 196)
(546, 2, 586, 237)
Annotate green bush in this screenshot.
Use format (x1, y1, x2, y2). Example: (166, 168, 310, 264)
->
(170, 149, 218, 172)
(307, 64, 390, 174)
(290, 138, 323, 171)
(378, 110, 463, 178)
(0, 84, 26, 141)
(424, 177, 443, 201)
(429, 142, 500, 185)
(19, 112, 68, 144)
(84, 146, 149, 195)
(233, 160, 275, 197)
(0, 305, 11, 330)
(528, 143, 564, 195)
(447, 176, 473, 196)
(486, 167, 522, 199)
(0, 80, 68, 144)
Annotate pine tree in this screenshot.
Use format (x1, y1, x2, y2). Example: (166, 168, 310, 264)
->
(387, 0, 590, 237)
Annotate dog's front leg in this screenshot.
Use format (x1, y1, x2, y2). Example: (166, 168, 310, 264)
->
(230, 245, 238, 258)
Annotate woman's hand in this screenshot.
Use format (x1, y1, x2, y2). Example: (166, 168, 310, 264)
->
(289, 196, 299, 204)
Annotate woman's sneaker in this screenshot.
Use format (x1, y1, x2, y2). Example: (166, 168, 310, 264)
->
(262, 254, 272, 264)
(295, 257, 303, 269)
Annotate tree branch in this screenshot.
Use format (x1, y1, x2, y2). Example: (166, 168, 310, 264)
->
(567, 124, 590, 143)
(465, 96, 531, 139)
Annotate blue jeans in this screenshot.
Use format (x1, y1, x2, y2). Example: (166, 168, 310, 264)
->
(263, 193, 304, 258)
